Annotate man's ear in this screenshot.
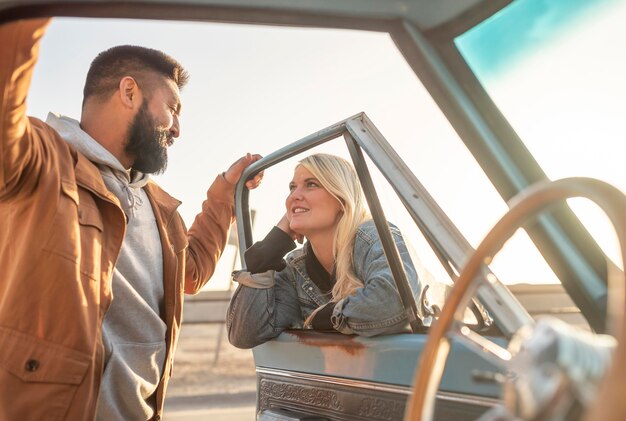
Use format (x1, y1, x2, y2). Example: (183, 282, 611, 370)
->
(119, 76, 139, 109)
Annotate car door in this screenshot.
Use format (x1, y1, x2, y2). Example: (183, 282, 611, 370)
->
(231, 112, 527, 420)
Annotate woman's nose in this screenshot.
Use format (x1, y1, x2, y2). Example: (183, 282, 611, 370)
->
(287, 190, 302, 206)
(291, 187, 304, 199)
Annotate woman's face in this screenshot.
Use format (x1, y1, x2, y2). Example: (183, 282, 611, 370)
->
(285, 165, 343, 238)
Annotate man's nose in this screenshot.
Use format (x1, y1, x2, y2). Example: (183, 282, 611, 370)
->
(170, 115, 180, 138)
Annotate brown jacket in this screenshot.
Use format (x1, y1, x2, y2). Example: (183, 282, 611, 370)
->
(0, 19, 235, 420)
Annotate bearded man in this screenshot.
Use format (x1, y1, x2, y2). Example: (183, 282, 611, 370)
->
(0, 18, 262, 420)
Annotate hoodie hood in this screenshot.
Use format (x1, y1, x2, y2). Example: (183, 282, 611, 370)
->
(47, 112, 151, 216)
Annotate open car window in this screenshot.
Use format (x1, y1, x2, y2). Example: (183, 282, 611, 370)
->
(233, 113, 531, 334)
(26, 18, 568, 286)
(26, 15, 595, 335)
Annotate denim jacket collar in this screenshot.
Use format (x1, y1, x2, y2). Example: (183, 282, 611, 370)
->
(286, 247, 329, 307)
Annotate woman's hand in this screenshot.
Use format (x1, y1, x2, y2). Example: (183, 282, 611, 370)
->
(277, 213, 303, 244)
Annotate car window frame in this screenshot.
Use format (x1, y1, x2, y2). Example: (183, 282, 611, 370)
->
(234, 112, 532, 336)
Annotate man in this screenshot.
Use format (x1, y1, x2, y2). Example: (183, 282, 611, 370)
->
(0, 18, 262, 420)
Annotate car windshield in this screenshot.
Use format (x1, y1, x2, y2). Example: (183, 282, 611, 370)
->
(455, 0, 625, 269)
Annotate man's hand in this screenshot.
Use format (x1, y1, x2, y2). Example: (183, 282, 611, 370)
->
(276, 213, 304, 244)
(224, 153, 263, 189)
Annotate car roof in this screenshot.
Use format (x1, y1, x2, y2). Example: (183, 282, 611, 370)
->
(0, 0, 511, 34)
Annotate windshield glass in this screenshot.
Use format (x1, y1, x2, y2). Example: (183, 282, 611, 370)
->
(455, 0, 625, 267)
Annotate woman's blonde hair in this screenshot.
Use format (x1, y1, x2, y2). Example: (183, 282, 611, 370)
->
(298, 153, 370, 301)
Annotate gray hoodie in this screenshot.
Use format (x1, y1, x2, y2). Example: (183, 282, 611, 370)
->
(47, 113, 166, 420)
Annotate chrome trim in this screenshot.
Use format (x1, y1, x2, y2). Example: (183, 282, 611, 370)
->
(256, 367, 500, 408)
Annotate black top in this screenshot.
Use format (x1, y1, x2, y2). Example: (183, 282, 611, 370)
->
(303, 242, 335, 296)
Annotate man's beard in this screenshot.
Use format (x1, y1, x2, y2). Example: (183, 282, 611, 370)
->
(125, 102, 171, 174)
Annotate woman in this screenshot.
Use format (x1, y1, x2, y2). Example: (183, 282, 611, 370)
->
(227, 153, 420, 349)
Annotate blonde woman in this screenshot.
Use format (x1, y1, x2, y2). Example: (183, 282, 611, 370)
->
(227, 153, 420, 349)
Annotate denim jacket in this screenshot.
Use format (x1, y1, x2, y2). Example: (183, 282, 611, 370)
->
(227, 220, 421, 349)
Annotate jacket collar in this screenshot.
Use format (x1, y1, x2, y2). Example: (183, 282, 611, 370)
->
(72, 150, 181, 222)
(74, 151, 119, 205)
(286, 247, 310, 280)
(144, 181, 182, 227)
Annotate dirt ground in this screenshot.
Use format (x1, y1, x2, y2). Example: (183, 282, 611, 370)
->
(164, 323, 257, 418)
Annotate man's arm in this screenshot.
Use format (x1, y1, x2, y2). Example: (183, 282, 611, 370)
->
(0, 18, 51, 200)
(184, 173, 236, 294)
(183, 153, 263, 293)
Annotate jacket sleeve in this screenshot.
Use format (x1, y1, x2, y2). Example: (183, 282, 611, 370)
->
(183, 174, 236, 294)
(226, 268, 302, 349)
(243, 226, 296, 273)
(332, 226, 421, 337)
(0, 19, 52, 200)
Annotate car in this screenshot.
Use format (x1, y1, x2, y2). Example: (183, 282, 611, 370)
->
(1, 1, 624, 420)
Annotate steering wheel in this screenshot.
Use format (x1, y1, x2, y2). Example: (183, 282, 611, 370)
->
(403, 177, 626, 421)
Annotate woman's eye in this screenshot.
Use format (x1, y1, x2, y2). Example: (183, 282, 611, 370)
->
(307, 182, 319, 188)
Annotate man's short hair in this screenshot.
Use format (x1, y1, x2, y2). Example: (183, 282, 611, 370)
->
(83, 45, 189, 103)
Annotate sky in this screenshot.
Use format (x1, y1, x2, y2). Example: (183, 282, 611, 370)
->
(25, 1, 625, 289)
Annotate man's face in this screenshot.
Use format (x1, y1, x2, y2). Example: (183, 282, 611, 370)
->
(125, 78, 181, 174)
